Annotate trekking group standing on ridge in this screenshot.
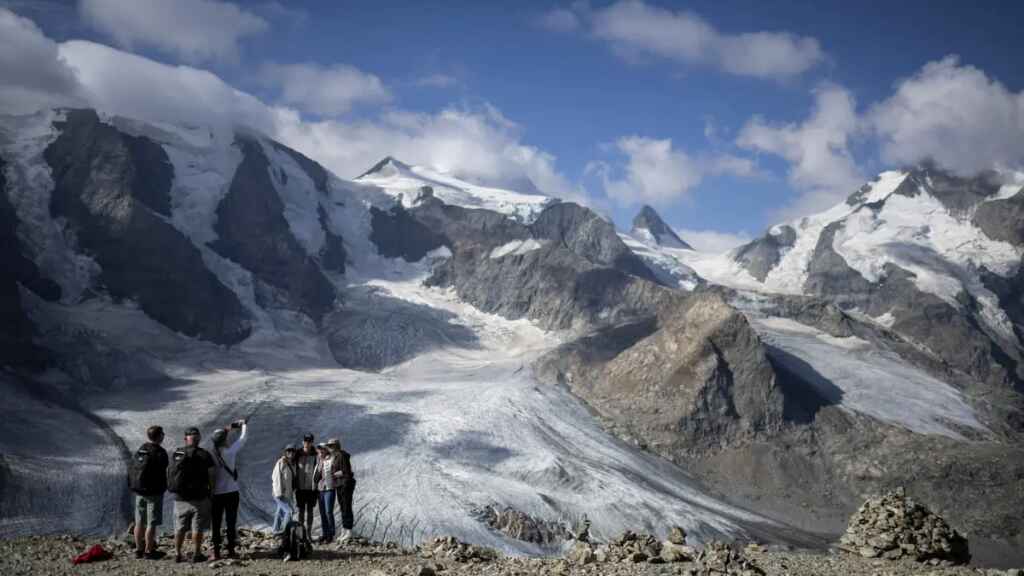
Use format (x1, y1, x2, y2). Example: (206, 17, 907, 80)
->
(128, 420, 356, 563)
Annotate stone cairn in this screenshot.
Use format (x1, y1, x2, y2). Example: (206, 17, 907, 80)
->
(838, 487, 970, 565)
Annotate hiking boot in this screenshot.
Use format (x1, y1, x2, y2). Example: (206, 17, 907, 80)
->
(338, 529, 352, 543)
(191, 552, 208, 563)
(174, 554, 184, 564)
(283, 552, 293, 562)
(144, 550, 166, 560)
(225, 548, 238, 559)
(134, 549, 145, 559)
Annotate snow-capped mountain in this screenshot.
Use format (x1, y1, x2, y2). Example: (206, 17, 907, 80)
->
(356, 156, 557, 224)
(726, 167, 1024, 392)
(2, 109, 1023, 563)
(0, 108, 799, 550)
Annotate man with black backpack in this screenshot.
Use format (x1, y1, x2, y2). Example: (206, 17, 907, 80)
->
(129, 425, 169, 560)
(168, 427, 216, 564)
(209, 418, 247, 560)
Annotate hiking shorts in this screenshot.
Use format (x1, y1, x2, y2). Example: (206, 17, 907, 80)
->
(134, 494, 163, 527)
(174, 498, 212, 534)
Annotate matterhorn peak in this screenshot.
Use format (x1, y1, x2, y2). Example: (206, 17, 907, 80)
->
(630, 205, 692, 250)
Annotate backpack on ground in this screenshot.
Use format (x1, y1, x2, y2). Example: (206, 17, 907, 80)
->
(129, 443, 165, 495)
(166, 447, 208, 500)
(281, 520, 312, 561)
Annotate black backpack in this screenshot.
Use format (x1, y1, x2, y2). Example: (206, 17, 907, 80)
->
(167, 447, 209, 500)
(129, 443, 166, 495)
(281, 520, 312, 560)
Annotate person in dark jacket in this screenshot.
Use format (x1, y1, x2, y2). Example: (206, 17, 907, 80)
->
(170, 427, 216, 564)
(325, 438, 356, 542)
(131, 425, 169, 560)
(294, 433, 318, 539)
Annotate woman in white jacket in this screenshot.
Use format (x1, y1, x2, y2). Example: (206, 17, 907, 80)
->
(271, 445, 297, 535)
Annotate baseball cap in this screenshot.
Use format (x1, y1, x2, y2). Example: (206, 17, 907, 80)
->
(303, 433, 314, 442)
(185, 427, 200, 436)
(284, 443, 297, 452)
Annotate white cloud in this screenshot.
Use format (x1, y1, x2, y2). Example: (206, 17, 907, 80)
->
(275, 106, 584, 202)
(737, 84, 864, 219)
(79, 0, 267, 64)
(588, 0, 823, 79)
(592, 136, 755, 206)
(870, 55, 1024, 175)
(260, 62, 391, 117)
(0, 8, 85, 114)
(33, 34, 582, 202)
(59, 40, 276, 132)
(675, 228, 752, 253)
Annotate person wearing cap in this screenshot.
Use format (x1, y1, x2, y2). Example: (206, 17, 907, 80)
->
(271, 444, 298, 536)
(294, 433, 319, 540)
(311, 443, 337, 543)
(170, 427, 216, 564)
(326, 438, 356, 543)
(209, 419, 248, 560)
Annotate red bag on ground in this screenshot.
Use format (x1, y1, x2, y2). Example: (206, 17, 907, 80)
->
(71, 544, 112, 565)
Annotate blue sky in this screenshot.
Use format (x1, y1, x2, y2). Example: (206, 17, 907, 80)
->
(4, 0, 1024, 250)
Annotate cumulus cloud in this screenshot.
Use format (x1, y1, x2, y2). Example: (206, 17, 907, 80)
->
(0, 8, 85, 114)
(738, 84, 864, 218)
(591, 136, 755, 206)
(37, 34, 582, 201)
(59, 40, 276, 132)
(869, 55, 1024, 175)
(585, 0, 823, 79)
(79, 0, 268, 64)
(260, 62, 392, 117)
(675, 228, 752, 253)
(276, 106, 584, 202)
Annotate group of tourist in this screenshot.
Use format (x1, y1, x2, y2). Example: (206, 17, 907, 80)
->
(127, 421, 356, 563)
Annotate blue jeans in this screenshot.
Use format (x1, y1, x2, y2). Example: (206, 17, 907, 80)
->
(272, 498, 293, 534)
(318, 490, 336, 540)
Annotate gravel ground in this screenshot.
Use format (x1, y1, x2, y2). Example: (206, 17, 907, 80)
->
(1, 533, 1021, 576)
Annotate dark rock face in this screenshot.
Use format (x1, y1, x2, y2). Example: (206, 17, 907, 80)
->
(0, 157, 50, 369)
(974, 189, 1024, 246)
(271, 141, 329, 195)
(317, 206, 346, 274)
(532, 203, 656, 282)
(894, 166, 1002, 215)
(212, 136, 336, 322)
(733, 225, 796, 282)
(369, 203, 446, 262)
(44, 110, 251, 345)
(631, 205, 692, 249)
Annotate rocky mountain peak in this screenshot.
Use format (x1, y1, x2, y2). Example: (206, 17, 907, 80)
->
(631, 205, 692, 250)
(356, 155, 412, 179)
